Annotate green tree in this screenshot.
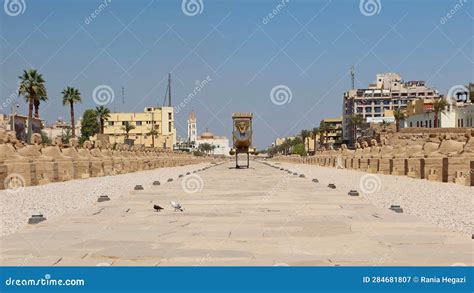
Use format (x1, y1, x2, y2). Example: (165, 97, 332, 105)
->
(40, 131, 50, 144)
(61, 86, 82, 138)
(380, 120, 391, 131)
(122, 121, 135, 139)
(95, 106, 111, 134)
(432, 98, 449, 128)
(292, 143, 307, 157)
(18, 69, 47, 143)
(61, 127, 72, 144)
(80, 109, 100, 144)
(393, 109, 405, 132)
(198, 142, 213, 154)
(319, 121, 330, 148)
(467, 83, 474, 103)
(348, 114, 364, 147)
(147, 128, 158, 148)
(300, 129, 310, 152)
(311, 127, 319, 152)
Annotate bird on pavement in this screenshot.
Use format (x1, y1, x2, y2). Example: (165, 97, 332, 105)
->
(170, 201, 184, 212)
(153, 204, 164, 212)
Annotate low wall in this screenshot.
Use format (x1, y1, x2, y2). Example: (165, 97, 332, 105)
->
(271, 131, 474, 186)
(0, 130, 218, 190)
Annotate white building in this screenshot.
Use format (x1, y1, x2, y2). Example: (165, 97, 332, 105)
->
(403, 102, 473, 129)
(187, 111, 197, 142)
(196, 129, 231, 156)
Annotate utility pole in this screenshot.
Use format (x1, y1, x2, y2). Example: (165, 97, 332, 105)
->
(350, 65, 355, 90)
(168, 73, 172, 107)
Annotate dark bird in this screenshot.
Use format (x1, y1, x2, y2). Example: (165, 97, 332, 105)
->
(153, 204, 164, 212)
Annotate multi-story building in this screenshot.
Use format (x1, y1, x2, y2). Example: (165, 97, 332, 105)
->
(103, 107, 176, 149)
(42, 118, 82, 141)
(320, 117, 343, 148)
(342, 73, 439, 146)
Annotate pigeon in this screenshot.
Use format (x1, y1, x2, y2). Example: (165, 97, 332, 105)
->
(170, 201, 184, 212)
(153, 204, 164, 212)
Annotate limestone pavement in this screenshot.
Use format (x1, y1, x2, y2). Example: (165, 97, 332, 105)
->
(0, 161, 471, 266)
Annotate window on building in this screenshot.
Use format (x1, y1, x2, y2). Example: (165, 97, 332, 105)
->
(429, 120, 432, 128)
(108, 121, 114, 126)
(136, 121, 142, 126)
(168, 113, 172, 120)
(168, 121, 172, 132)
(365, 107, 372, 113)
(122, 121, 127, 126)
(410, 122, 413, 127)
(416, 121, 419, 127)
(383, 100, 390, 105)
(374, 107, 381, 113)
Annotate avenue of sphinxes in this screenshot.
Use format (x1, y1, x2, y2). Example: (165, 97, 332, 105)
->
(0, 128, 214, 190)
(272, 128, 474, 187)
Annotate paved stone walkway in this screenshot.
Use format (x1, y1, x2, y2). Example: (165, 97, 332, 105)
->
(1, 161, 472, 266)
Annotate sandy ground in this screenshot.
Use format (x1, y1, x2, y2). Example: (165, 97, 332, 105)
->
(269, 161, 473, 237)
(0, 162, 213, 237)
(0, 160, 471, 266)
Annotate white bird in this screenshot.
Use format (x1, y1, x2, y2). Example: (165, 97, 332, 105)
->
(170, 201, 184, 212)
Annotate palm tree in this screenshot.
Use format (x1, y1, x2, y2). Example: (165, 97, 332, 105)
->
(95, 106, 111, 134)
(432, 98, 449, 128)
(319, 122, 329, 148)
(147, 128, 158, 148)
(33, 95, 48, 118)
(61, 86, 82, 138)
(18, 69, 47, 143)
(300, 129, 310, 152)
(311, 127, 319, 152)
(348, 114, 364, 147)
(122, 121, 135, 140)
(380, 120, 390, 131)
(393, 109, 405, 132)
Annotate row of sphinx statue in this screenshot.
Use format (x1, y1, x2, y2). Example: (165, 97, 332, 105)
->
(0, 129, 215, 189)
(273, 130, 474, 186)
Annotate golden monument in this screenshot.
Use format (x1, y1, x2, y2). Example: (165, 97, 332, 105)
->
(230, 112, 256, 168)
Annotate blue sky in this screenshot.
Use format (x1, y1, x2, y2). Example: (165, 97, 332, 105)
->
(0, 0, 472, 148)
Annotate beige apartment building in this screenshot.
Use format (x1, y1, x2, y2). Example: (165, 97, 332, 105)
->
(320, 117, 343, 148)
(342, 73, 439, 146)
(103, 107, 176, 149)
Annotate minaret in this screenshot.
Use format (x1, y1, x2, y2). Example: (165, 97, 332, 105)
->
(187, 111, 197, 142)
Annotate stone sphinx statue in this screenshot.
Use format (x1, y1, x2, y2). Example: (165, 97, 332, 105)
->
(41, 136, 74, 181)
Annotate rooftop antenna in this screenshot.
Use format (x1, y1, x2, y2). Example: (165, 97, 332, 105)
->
(168, 73, 171, 107)
(350, 65, 355, 90)
(121, 86, 125, 104)
(162, 73, 172, 107)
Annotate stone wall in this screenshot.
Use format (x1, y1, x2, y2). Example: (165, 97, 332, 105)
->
(272, 129, 474, 186)
(0, 129, 217, 190)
